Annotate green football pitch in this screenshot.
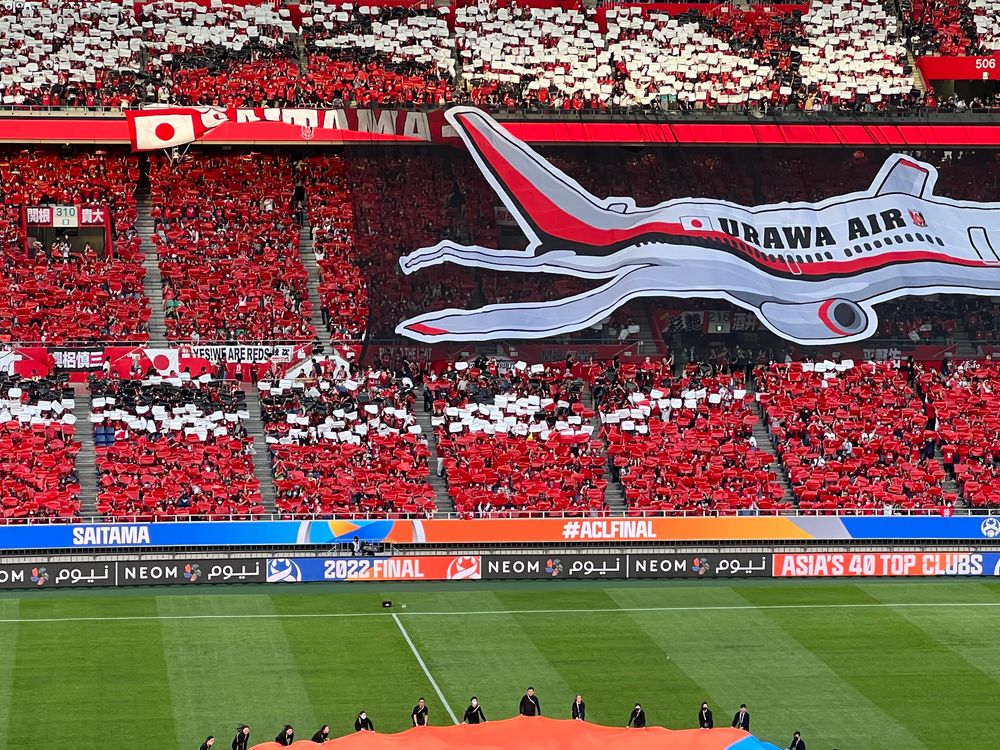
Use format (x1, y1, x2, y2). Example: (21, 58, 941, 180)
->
(0, 579, 997, 750)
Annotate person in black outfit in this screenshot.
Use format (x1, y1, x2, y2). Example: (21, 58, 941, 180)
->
(519, 687, 541, 716)
(199, 737, 215, 750)
(275, 726, 294, 746)
(355, 711, 374, 732)
(463, 697, 486, 724)
(232, 725, 250, 750)
(412, 697, 429, 726)
(628, 704, 646, 728)
(311, 725, 330, 743)
(698, 702, 714, 729)
(788, 731, 806, 750)
(732, 704, 751, 731)
(571, 694, 585, 721)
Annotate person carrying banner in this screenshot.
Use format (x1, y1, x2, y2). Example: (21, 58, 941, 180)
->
(628, 704, 646, 728)
(698, 702, 714, 728)
(463, 697, 486, 724)
(732, 704, 751, 731)
(571, 694, 585, 721)
(274, 725, 294, 745)
(412, 697, 429, 727)
(231, 725, 250, 750)
(519, 687, 541, 716)
(355, 711, 374, 732)
(199, 737, 215, 750)
(311, 725, 330, 743)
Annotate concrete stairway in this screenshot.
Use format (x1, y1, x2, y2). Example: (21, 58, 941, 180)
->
(298, 221, 328, 343)
(240, 385, 277, 513)
(589, 393, 625, 514)
(413, 399, 455, 515)
(603, 475, 627, 514)
(135, 191, 168, 345)
(750, 399, 797, 505)
(71, 386, 100, 518)
(906, 50, 928, 95)
(622, 304, 659, 358)
(933, 446, 965, 507)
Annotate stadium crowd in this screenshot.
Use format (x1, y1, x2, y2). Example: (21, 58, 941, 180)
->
(1, 0, 997, 113)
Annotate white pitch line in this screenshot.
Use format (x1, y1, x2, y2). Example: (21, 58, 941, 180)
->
(0, 600, 999, 624)
(392, 613, 459, 725)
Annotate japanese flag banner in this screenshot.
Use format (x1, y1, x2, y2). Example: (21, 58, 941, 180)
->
(126, 107, 231, 151)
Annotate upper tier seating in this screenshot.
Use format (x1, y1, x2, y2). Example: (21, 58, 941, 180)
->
(794, 0, 915, 110)
(0, 372, 80, 520)
(600, 360, 787, 515)
(300, 3, 454, 106)
(604, 6, 806, 110)
(0, 0, 954, 112)
(90, 375, 262, 520)
(969, 0, 1000, 52)
(0, 0, 141, 107)
(429, 361, 606, 517)
(141, 0, 298, 107)
(149, 153, 314, 342)
(0, 150, 148, 344)
(758, 361, 950, 514)
(455, 3, 598, 108)
(902, 0, 979, 56)
(259, 359, 436, 517)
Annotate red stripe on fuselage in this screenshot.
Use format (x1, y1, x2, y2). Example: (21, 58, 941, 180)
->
(457, 114, 993, 278)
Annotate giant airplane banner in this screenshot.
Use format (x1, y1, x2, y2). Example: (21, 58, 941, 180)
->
(397, 107, 1000, 346)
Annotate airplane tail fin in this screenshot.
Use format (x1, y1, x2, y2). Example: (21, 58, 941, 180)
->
(871, 154, 938, 198)
(757, 299, 876, 344)
(446, 107, 627, 247)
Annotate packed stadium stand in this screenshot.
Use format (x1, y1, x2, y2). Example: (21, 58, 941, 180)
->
(7, 0, 999, 111)
(600, 360, 787, 515)
(757, 361, 952, 514)
(0, 150, 148, 344)
(4, 0, 1000, 524)
(300, 3, 455, 107)
(346, 150, 496, 338)
(429, 361, 607, 517)
(299, 155, 369, 345)
(258, 358, 436, 518)
(0, 372, 81, 520)
(149, 153, 314, 343)
(924, 360, 1000, 509)
(90, 375, 263, 520)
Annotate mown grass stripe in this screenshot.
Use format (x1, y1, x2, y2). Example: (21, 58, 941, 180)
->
(157, 594, 316, 749)
(739, 584, 999, 749)
(0, 600, 19, 750)
(610, 585, 926, 750)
